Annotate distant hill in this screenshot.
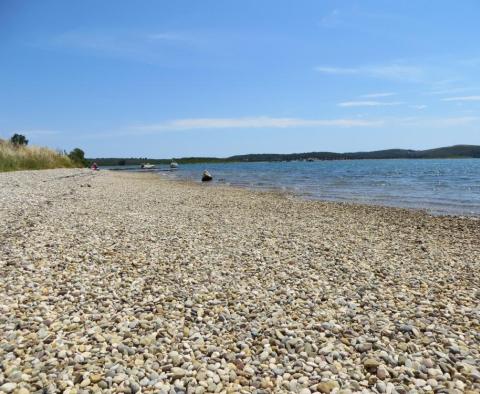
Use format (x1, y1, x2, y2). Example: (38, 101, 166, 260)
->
(229, 145, 480, 161)
(88, 145, 480, 166)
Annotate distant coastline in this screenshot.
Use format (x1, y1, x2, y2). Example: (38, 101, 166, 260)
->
(88, 144, 480, 166)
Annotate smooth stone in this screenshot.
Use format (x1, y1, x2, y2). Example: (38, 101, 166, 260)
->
(363, 359, 380, 371)
(356, 343, 372, 353)
(171, 367, 186, 379)
(377, 366, 388, 380)
(0, 383, 17, 393)
(316, 381, 339, 393)
(130, 382, 141, 393)
(90, 374, 102, 383)
(169, 351, 182, 366)
(415, 378, 427, 387)
(376, 381, 386, 393)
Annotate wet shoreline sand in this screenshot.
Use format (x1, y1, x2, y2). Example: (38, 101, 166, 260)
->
(1, 169, 479, 393)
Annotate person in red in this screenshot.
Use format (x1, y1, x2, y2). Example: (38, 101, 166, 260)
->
(91, 162, 98, 171)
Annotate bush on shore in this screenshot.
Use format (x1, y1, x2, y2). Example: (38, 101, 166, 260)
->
(10, 133, 29, 146)
(0, 139, 79, 172)
(68, 148, 88, 167)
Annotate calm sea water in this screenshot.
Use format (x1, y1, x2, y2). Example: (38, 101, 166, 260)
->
(123, 159, 480, 216)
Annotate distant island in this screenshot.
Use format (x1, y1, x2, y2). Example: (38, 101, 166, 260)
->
(89, 144, 480, 166)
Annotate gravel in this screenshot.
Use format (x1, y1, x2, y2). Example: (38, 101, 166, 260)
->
(0, 168, 479, 393)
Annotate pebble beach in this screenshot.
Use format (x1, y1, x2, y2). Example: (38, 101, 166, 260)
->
(0, 168, 479, 394)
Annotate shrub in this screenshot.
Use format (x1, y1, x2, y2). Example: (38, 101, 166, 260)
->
(10, 133, 29, 146)
(10, 133, 28, 146)
(68, 148, 88, 167)
(0, 141, 78, 172)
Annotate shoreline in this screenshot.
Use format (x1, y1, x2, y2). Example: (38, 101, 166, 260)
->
(1, 169, 479, 393)
(156, 170, 480, 221)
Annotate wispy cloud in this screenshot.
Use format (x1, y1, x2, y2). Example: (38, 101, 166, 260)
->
(370, 65, 423, 80)
(441, 95, 480, 102)
(361, 92, 396, 98)
(398, 116, 479, 127)
(146, 32, 188, 41)
(319, 7, 402, 30)
(315, 64, 424, 81)
(123, 115, 478, 136)
(130, 116, 383, 133)
(424, 87, 474, 96)
(66, 115, 480, 141)
(410, 105, 427, 110)
(314, 66, 358, 75)
(47, 29, 197, 62)
(22, 129, 61, 136)
(338, 101, 402, 107)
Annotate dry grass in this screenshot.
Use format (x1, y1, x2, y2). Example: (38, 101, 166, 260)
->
(0, 140, 78, 172)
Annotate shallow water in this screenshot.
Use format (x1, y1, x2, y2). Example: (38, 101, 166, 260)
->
(117, 159, 480, 216)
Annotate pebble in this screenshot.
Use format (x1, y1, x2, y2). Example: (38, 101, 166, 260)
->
(377, 365, 388, 380)
(316, 381, 339, 393)
(90, 374, 102, 383)
(364, 359, 381, 371)
(0, 168, 479, 393)
(0, 383, 16, 393)
(171, 368, 186, 379)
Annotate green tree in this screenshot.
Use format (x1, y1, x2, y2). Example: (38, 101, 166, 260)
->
(10, 133, 28, 146)
(68, 148, 87, 166)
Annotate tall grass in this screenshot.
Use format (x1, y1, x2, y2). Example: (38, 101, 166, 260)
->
(0, 140, 79, 172)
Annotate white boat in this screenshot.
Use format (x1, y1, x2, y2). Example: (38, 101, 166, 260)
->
(170, 161, 179, 169)
(140, 163, 155, 169)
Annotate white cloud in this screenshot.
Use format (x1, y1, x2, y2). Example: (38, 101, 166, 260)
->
(146, 32, 188, 41)
(436, 116, 479, 125)
(424, 87, 474, 96)
(61, 115, 480, 141)
(315, 64, 423, 81)
(361, 92, 396, 98)
(315, 66, 353, 74)
(370, 65, 423, 80)
(314, 66, 358, 75)
(441, 96, 480, 102)
(410, 105, 427, 110)
(21, 129, 61, 136)
(48, 29, 195, 62)
(399, 116, 478, 127)
(131, 116, 383, 133)
(338, 101, 402, 107)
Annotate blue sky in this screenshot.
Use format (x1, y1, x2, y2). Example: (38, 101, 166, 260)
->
(1, 0, 480, 157)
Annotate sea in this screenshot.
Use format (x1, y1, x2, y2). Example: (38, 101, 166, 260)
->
(115, 159, 480, 216)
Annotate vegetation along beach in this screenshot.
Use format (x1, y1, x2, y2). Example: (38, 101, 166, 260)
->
(1, 169, 479, 393)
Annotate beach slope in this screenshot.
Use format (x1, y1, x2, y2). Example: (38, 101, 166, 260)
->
(0, 169, 479, 393)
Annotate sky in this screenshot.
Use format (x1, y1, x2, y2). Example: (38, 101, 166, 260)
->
(1, 0, 480, 158)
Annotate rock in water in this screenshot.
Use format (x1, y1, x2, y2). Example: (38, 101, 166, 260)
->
(202, 170, 213, 182)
